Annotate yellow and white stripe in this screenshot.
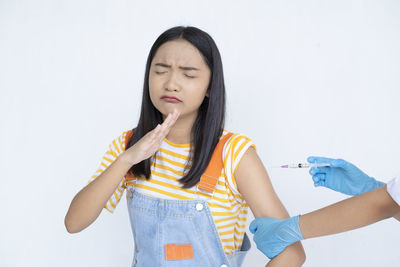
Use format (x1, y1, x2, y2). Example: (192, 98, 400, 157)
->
(89, 130, 256, 255)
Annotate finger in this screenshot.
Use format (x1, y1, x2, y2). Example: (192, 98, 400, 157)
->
(154, 124, 161, 132)
(161, 110, 179, 132)
(162, 113, 173, 128)
(307, 156, 336, 164)
(171, 108, 180, 120)
(147, 124, 161, 137)
(149, 113, 179, 145)
(152, 124, 162, 135)
(159, 124, 173, 139)
(170, 109, 180, 125)
(312, 173, 325, 183)
(309, 167, 318, 175)
(314, 180, 324, 187)
(153, 115, 173, 140)
(315, 166, 331, 173)
(249, 219, 260, 234)
(166, 109, 180, 124)
(249, 217, 278, 234)
(309, 166, 330, 175)
(312, 175, 320, 183)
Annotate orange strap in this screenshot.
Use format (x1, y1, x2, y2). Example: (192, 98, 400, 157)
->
(124, 129, 135, 181)
(164, 244, 193, 261)
(197, 133, 233, 193)
(124, 129, 233, 192)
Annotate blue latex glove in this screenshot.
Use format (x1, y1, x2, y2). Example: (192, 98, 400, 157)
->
(307, 156, 385, 196)
(249, 215, 304, 259)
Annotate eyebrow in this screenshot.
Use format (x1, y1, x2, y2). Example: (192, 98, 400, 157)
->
(154, 63, 200, 71)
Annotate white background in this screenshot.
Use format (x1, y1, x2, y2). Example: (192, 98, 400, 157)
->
(1, 0, 399, 266)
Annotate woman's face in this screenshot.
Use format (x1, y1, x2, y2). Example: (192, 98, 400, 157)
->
(149, 39, 211, 120)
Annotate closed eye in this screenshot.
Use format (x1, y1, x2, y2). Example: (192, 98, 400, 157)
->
(184, 74, 195, 78)
(155, 71, 167, 74)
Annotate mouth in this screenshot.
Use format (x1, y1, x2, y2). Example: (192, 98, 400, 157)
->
(161, 96, 182, 103)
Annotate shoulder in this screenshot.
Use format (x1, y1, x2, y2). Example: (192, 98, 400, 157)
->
(222, 130, 256, 153)
(220, 130, 257, 195)
(222, 130, 257, 171)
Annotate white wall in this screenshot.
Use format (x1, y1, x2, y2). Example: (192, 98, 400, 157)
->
(1, 0, 399, 266)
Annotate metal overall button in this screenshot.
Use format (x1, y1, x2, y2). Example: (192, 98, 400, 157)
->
(195, 203, 203, 211)
(127, 188, 134, 199)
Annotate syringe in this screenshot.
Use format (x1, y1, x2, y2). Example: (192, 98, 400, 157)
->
(280, 163, 331, 168)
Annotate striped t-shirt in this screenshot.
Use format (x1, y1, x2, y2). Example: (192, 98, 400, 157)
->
(88, 129, 256, 254)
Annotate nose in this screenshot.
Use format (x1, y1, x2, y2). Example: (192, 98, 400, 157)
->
(164, 72, 180, 92)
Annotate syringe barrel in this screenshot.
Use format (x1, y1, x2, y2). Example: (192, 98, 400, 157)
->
(288, 163, 311, 168)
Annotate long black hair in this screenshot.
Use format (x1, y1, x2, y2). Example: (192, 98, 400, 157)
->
(127, 26, 226, 188)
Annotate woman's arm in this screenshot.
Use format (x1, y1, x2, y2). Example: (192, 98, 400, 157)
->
(249, 184, 400, 260)
(64, 110, 179, 233)
(235, 147, 306, 266)
(64, 154, 133, 233)
(299, 185, 400, 238)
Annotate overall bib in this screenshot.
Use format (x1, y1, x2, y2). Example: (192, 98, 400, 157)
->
(124, 132, 251, 267)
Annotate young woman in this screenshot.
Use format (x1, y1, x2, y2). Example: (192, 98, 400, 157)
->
(65, 26, 305, 267)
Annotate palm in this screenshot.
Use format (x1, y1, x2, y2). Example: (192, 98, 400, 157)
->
(124, 110, 180, 165)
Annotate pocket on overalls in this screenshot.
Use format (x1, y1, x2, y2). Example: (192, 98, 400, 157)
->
(226, 232, 251, 267)
(160, 209, 216, 266)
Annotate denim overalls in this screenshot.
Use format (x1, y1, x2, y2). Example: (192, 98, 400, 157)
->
(124, 132, 251, 267)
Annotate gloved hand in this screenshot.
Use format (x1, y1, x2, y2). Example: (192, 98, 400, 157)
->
(307, 156, 385, 196)
(249, 215, 304, 259)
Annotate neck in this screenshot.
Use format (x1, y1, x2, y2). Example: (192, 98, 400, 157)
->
(165, 112, 197, 144)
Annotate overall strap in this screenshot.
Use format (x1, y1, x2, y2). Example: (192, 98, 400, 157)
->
(125, 129, 136, 181)
(197, 132, 233, 194)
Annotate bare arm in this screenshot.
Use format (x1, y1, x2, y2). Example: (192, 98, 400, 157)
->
(235, 147, 306, 267)
(64, 154, 133, 233)
(299, 185, 400, 239)
(64, 110, 179, 233)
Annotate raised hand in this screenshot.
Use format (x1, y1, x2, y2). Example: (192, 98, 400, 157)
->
(123, 109, 180, 165)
